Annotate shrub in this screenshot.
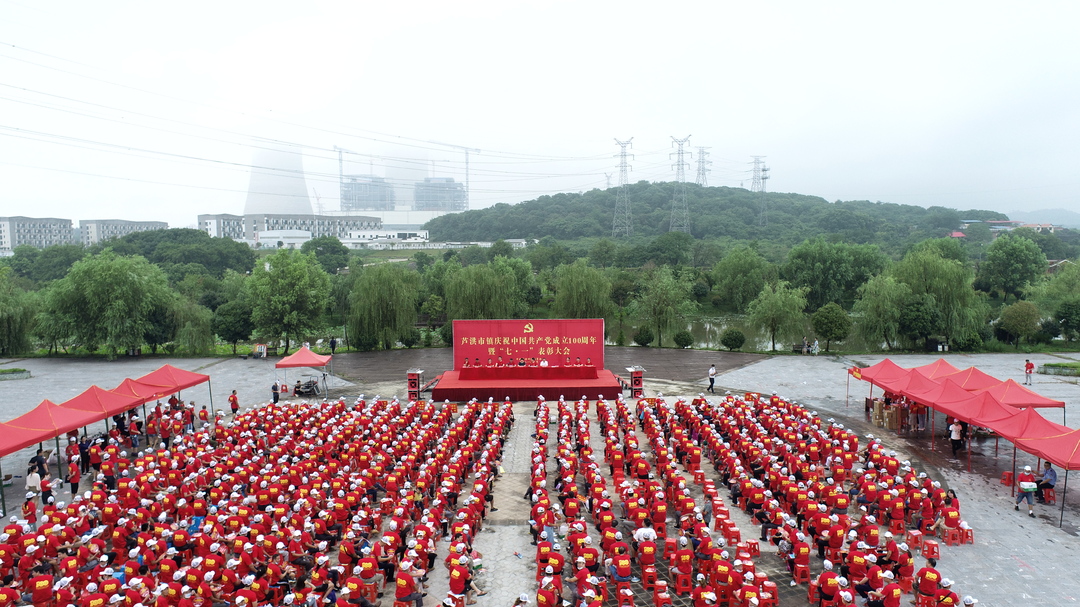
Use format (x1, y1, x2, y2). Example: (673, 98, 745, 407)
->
(439, 323, 453, 347)
(673, 330, 694, 349)
(400, 328, 421, 348)
(633, 327, 654, 347)
(616, 329, 626, 347)
(720, 329, 746, 351)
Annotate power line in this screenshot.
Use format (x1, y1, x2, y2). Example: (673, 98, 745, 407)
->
(669, 135, 692, 234)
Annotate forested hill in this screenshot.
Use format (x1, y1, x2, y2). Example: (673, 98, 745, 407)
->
(425, 182, 1007, 250)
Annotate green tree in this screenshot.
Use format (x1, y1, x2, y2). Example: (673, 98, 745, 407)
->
(0, 267, 36, 355)
(1056, 299, 1080, 343)
(811, 302, 852, 352)
(720, 328, 746, 351)
(348, 263, 420, 350)
(174, 301, 214, 355)
(412, 251, 435, 273)
(852, 275, 911, 350)
(588, 239, 617, 268)
(645, 231, 693, 266)
(783, 238, 888, 310)
(628, 267, 699, 347)
(554, 260, 612, 319)
(981, 234, 1048, 302)
(212, 298, 255, 354)
(673, 330, 694, 349)
(633, 327, 654, 347)
(747, 281, 809, 351)
(249, 250, 331, 354)
(998, 300, 1041, 347)
(898, 294, 940, 348)
(1026, 258, 1080, 313)
(892, 247, 987, 343)
(301, 236, 350, 274)
(33, 284, 75, 354)
(445, 264, 519, 320)
(420, 294, 445, 327)
(487, 239, 515, 261)
(47, 251, 175, 356)
(711, 246, 777, 313)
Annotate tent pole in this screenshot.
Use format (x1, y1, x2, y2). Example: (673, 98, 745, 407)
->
(967, 437, 971, 473)
(0, 458, 6, 517)
(141, 403, 148, 440)
(846, 373, 850, 408)
(54, 434, 62, 481)
(1059, 470, 1068, 528)
(207, 382, 214, 411)
(931, 408, 935, 452)
(1011, 446, 1017, 497)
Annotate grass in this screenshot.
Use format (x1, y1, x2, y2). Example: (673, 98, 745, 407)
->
(0, 368, 27, 374)
(1044, 361, 1080, 369)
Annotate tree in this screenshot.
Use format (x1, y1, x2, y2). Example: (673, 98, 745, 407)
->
(720, 328, 746, 351)
(0, 267, 36, 355)
(1026, 259, 1080, 314)
(301, 236, 350, 274)
(898, 294, 940, 348)
(711, 246, 777, 313)
(348, 263, 420, 351)
(47, 251, 174, 356)
(248, 250, 331, 354)
(852, 275, 911, 350)
(892, 247, 987, 343)
(487, 239, 515, 261)
(747, 281, 808, 351)
(212, 299, 255, 354)
(1056, 299, 1080, 343)
(628, 267, 699, 347)
(445, 264, 520, 320)
(412, 251, 435, 273)
(588, 239, 617, 269)
(645, 231, 693, 266)
(811, 302, 852, 352)
(174, 301, 214, 355)
(420, 294, 445, 327)
(554, 260, 612, 319)
(633, 327, 654, 347)
(998, 300, 1041, 348)
(782, 238, 888, 311)
(981, 234, 1048, 302)
(673, 330, 694, 349)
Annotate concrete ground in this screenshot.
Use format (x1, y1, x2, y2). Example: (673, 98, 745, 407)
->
(1, 348, 1079, 606)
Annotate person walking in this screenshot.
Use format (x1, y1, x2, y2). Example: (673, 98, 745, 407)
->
(708, 365, 717, 394)
(228, 390, 240, 416)
(949, 419, 964, 457)
(1024, 359, 1035, 385)
(1015, 465, 1037, 517)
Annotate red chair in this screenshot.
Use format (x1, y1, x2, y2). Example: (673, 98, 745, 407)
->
(674, 573, 693, 595)
(1000, 471, 1014, 486)
(905, 529, 924, 551)
(960, 527, 974, 545)
(723, 522, 741, 545)
(808, 580, 819, 603)
(616, 581, 634, 607)
(942, 527, 962, 547)
(664, 537, 677, 559)
(693, 470, 705, 485)
(889, 519, 906, 535)
(394, 601, 413, 607)
(793, 563, 811, 584)
(360, 582, 379, 604)
(597, 579, 610, 603)
(642, 565, 658, 591)
(759, 581, 778, 607)
(447, 594, 466, 607)
(921, 539, 940, 559)
(1045, 488, 1057, 504)
(916, 594, 936, 607)
(896, 576, 913, 594)
(653, 581, 672, 607)
(742, 539, 760, 557)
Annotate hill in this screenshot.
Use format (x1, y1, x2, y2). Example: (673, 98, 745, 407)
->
(1007, 208, 1080, 229)
(425, 182, 1008, 254)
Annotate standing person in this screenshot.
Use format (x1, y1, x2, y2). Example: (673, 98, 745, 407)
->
(272, 381, 280, 404)
(330, 337, 337, 354)
(28, 449, 49, 478)
(811, 339, 820, 355)
(1036, 462, 1057, 504)
(949, 419, 964, 457)
(1024, 359, 1035, 385)
(708, 365, 717, 394)
(1015, 465, 1037, 517)
(229, 390, 240, 416)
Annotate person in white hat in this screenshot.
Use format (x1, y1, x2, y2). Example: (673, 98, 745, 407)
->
(1016, 465, 1038, 517)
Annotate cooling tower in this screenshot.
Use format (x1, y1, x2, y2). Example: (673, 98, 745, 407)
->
(243, 143, 314, 215)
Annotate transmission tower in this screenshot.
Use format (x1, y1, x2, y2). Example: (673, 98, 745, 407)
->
(612, 138, 634, 237)
(750, 156, 770, 226)
(605, 173, 613, 189)
(669, 135, 692, 233)
(695, 146, 711, 186)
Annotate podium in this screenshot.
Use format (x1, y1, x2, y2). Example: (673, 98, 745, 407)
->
(407, 368, 423, 402)
(627, 366, 645, 399)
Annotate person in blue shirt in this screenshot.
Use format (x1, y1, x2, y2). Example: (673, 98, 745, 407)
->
(1037, 462, 1057, 503)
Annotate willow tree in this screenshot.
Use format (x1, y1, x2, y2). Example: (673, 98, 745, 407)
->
(852, 274, 911, 350)
(445, 263, 520, 320)
(249, 249, 331, 354)
(348, 263, 421, 350)
(628, 267, 698, 347)
(747, 280, 808, 351)
(892, 247, 987, 343)
(554, 259, 611, 319)
(0, 267, 36, 355)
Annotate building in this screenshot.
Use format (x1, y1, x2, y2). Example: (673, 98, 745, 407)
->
(414, 178, 467, 212)
(341, 175, 396, 212)
(80, 219, 168, 246)
(0, 216, 74, 252)
(243, 144, 314, 216)
(244, 213, 380, 240)
(198, 214, 245, 240)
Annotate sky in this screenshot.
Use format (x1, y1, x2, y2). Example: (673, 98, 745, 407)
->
(1, 0, 1079, 229)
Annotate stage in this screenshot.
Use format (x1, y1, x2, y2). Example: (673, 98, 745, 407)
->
(430, 368, 624, 402)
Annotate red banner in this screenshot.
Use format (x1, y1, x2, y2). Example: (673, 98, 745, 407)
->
(453, 319, 605, 370)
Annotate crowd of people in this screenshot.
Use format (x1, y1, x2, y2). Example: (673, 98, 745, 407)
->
(3, 393, 512, 607)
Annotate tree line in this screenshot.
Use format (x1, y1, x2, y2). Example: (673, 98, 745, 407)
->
(0, 223, 1077, 358)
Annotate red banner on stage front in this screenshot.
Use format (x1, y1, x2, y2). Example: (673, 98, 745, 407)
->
(453, 319, 604, 370)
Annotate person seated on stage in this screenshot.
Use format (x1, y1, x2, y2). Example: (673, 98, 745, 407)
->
(518, 357, 527, 367)
(539, 358, 550, 368)
(565, 356, 572, 366)
(496, 356, 505, 367)
(585, 357, 593, 366)
(486, 357, 493, 366)
(462, 358, 471, 368)
(574, 357, 582, 366)
(528, 358, 539, 367)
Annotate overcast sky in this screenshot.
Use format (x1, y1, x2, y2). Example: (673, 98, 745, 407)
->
(2, 1, 1078, 229)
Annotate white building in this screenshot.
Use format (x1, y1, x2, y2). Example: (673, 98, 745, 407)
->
(0, 216, 74, 252)
(80, 219, 168, 245)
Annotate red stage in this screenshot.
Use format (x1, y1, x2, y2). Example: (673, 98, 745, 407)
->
(431, 368, 624, 402)
(430, 319, 623, 401)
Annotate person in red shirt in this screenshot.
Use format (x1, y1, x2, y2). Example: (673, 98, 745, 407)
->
(1016, 465, 1038, 517)
(394, 561, 425, 607)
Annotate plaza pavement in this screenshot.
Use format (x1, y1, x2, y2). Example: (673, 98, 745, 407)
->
(1, 350, 1079, 606)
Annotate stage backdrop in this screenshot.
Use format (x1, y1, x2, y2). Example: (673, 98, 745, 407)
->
(453, 319, 605, 370)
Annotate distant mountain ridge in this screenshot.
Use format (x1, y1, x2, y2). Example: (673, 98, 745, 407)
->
(1007, 208, 1080, 228)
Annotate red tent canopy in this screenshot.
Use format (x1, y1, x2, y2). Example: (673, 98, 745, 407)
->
(850, 359, 909, 388)
(1016, 429, 1080, 470)
(136, 365, 211, 395)
(276, 346, 331, 369)
(890, 372, 941, 400)
(111, 378, 176, 403)
(978, 379, 1065, 409)
(7, 399, 102, 438)
(905, 378, 974, 409)
(988, 407, 1070, 442)
(0, 421, 60, 458)
(59, 385, 144, 417)
(938, 366, 1002, 391)
(910, 358, 962, 380)
(958, 391, 1017, 427)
